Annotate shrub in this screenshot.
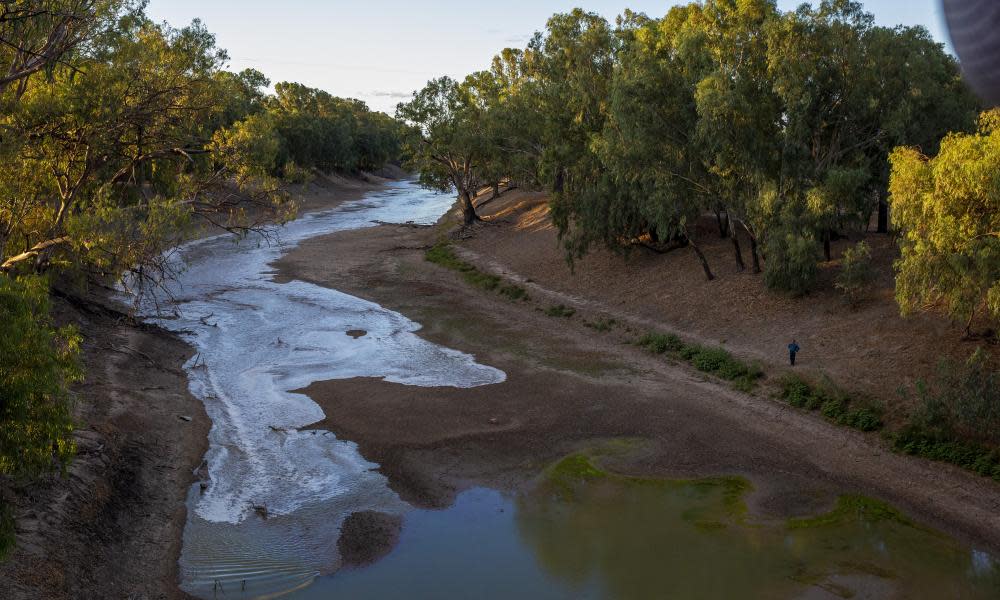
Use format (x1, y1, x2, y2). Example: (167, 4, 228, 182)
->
(685, 345, 763, 384)
(893, 350, 1000, 479)
(835, 241, 875, 306)
(544, 304, 576, 318)
(0, 274, 81, 478)
(779, 374, 883, 432)
(638, 332, 683, 354)
(426, 242, 526, 300)
(499, 284, 529, 301)
(764, 231, 820, 295)
(779, 374, 813, 408)
(910, 349, 1000, 446)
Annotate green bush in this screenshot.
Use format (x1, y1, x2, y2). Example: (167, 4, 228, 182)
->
(637, 332, 682, 354)
(893, 350, 1000, 479)
(779, 374, 813, 408)
(636, 332, 762, 390)
(764, 231, 820, 295)
(779, 374, 883, 432)
(1, 275, 81, 478)
(426, 242, 525, 299)
(835, 241, 875, 305)
(0, 275, 83, 560)
(499, 284, 529, 301)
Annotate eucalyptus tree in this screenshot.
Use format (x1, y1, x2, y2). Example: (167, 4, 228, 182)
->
(396, 76, 487, 224)
(0, 0, 124, 97)
(692, 0, 781, 273)
(859, 24, 979, 232)
(889, 110, 1000, 335)
(0, 13, 293, 292)
(527, 9, 615, 202)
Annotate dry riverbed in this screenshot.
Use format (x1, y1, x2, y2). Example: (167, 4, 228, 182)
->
(274, 207, 1000, 560)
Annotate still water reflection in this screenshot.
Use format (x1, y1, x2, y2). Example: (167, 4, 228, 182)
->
(309, 456, 1000, 599)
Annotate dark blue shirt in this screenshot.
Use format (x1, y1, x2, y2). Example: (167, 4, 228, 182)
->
(788, 343, 800, 354)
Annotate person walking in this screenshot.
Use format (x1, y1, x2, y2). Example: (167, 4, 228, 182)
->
(788, 339, 800, 366)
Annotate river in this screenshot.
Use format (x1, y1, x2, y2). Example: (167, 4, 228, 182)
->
(143, 180, 1000, 599)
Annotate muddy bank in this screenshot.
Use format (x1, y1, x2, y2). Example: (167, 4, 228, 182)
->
(0, 291, 209, 600)
(275, 218, 1000, 557)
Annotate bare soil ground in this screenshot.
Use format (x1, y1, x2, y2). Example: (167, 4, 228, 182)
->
(273, 191, 1000, 559)
(0, 173, 390, 599)
(460, 189, 977, 411)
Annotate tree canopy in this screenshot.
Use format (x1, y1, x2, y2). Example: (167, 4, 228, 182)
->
(400, 0, 978, 290)
(890, 110, 1000, 334)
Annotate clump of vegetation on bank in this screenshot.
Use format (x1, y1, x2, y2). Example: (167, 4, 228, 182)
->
(425, 241, 528, 301)
(778, 374, 883, 432)
(543, 304, 576, 318)
(638, 332, 763, 391)
(893, 350, 1000, 480)
(584, 318, 617, 332)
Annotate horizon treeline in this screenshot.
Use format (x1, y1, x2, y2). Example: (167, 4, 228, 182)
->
(0, 0, 405, 555)
(397, 0, 981, 295)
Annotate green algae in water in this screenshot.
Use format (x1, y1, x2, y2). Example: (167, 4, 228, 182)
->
(307, 453, 1000, 599)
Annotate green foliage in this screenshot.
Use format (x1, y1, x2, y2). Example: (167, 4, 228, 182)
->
(835, 241, 875, 305)
(543, 304, 576, 318)
(0, 275, 81, 478)
(396, 77, 486, 224)
(778, 374, 883, 432)
(425, 241, 527, 301)
(889, 351, 1000, 478)
(498, 284, 529, 301)
(900, 350, 1000, 448)
(764, 231, 820, 295)
(638, 331, 763, 390)
(637, 332, 683, 354)
(403, 0, 977, 284)
(890, 111, 1000, 331)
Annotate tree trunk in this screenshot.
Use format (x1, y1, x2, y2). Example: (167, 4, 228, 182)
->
(715, 210, 728, 238)
(823, 231, 832, 262)
(460, 190, 479, 224)
(730, 221, 746, 272)
(690, 240, 715, 281)
(748, 233, 762, 274)
(877, 197, 889, 233)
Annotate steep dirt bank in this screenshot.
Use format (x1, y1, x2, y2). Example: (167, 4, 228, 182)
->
(273, 203, 1000, 559)
(0, 293, 209, 600)
(0, 173, 392, 599)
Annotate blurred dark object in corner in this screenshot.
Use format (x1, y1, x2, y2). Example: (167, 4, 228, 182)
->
(943, 0, 1000, 106)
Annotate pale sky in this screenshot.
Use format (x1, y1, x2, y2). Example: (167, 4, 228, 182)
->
(145, 1, 951, 115)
